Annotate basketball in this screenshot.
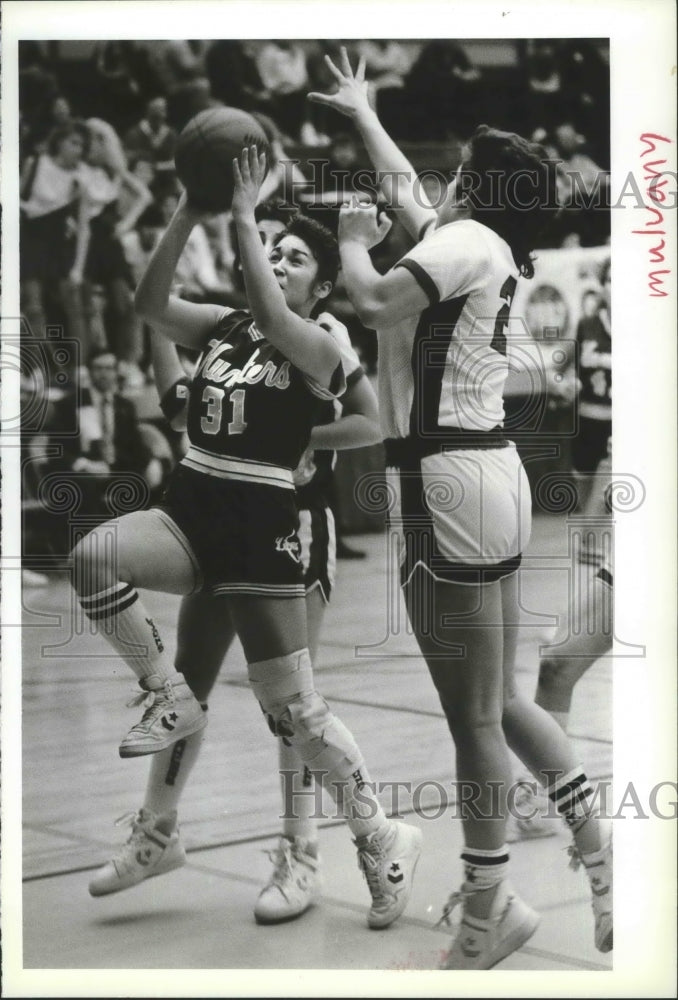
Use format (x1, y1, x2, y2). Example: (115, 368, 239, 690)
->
(174, 107, 270, 213)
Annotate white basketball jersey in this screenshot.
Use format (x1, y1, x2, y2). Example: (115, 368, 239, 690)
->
(377, 219, 521, 439)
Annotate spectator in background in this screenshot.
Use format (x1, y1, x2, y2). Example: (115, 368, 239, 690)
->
(75, 117, 154, 389)
(253, 40, 327, 145)
(520, 39, 567, 139)
(156, 190, 233, 304)
(544, 122, 609, 247)
(250, 110, 310, 203)
(306, 41, 362, 141)
(147, 40, 212, 130)
(571, 257, 611, 516)
(205, 39, 271, 113)
(46, 348, 161, 554)
(555, 40, 610, 169)
(124, 96, 178, 174)
(402, 40, 483, 140)
(20, 121, 92, 381)
(127, 153, 158, 196)
(91, 41, 153, 134)
(19, 41, 60, 161)
(21, 93, 75, 158)
(353, 40, 413, 135)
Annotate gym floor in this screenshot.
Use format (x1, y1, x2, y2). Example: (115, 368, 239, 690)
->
(13, 513, 615, 991)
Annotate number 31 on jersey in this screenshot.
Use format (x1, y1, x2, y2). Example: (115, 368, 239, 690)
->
(201, 386, 248, 435)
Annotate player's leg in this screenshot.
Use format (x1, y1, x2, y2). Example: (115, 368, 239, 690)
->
(71, 508, 207, 758)
(229, 592, 422, 929)
(500, 572, 612, 952)
(142, 593, 236, 816)
(89, 591, 236, 897)
(405, 570, 539, 969)
(535, 570, 613, 729)
(255, 585, 327, 924)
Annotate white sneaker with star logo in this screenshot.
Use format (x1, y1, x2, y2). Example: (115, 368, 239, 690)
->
(89, 809, 186, 896)
(438, 879, 540, 970)
(355, 821, 423, 929)
(254, 836, 321, 923)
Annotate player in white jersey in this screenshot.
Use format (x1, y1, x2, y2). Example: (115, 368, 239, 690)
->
(310, 49, 612, 968)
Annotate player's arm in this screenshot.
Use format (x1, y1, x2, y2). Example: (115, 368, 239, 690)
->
(134, 192, 229, 350)
(310, 369, 381, 450)
(149, 330, 190, 431)
(232, 146, 340, 388)
(308, 47, 438, 241)
(338, 197, 430, 329)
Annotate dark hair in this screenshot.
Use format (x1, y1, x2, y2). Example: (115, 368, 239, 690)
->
(275, 214, 340, 286)
(458, 125, 559, 279)
(136, 203, 165, 229)
(599, 256, 611, 285)
(47, 120, 90, 158)
(254, 200, 296, 226)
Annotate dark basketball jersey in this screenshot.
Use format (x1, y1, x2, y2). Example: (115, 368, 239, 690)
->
(295, 365, 364, 510)
(180, 308, 343, 488)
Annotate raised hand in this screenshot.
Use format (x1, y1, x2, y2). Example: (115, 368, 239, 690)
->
(307, 46, 372, 121)
(338, 195, 393, 249)
(232, 144, 268, 219)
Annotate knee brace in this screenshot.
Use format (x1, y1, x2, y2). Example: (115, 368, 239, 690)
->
(247, 650, 364, 789)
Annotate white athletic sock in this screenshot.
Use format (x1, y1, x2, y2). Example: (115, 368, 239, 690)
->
(143, 709, 208, 816)
(548, 766, 602, 855)
(279, 740, 319, 843)
(461, 845, 510, 917)
(79, 582, 176, 686)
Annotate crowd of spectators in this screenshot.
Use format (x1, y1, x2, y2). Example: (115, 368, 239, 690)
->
(19, 38, 612, 568)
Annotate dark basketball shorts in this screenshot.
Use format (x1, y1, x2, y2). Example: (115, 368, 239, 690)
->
(156, 465, 305, 598)
(386, 443, 531, 586)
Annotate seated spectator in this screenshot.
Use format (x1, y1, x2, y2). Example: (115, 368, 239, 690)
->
(157, 190, 233, 303)
(252, 40, 327, 144)
(251, 110, 309, 203)
(18, 41, 60, 160)
(75, 118, 154, 388)
(20, 121, 92, 383)
(45, 348, 163, 553)
(91, 41, 151, 133)
(146, 40, 211, 129)
(127, 152, 158, 194)
(555, 40, 610, 169)
(21, 93, 75, 158)
(353, 40, 413, 134)
(547, 122, 610, 247)
(402, 40, 482, 140)
(205, 39, 271, 112)
(123, 97, 178, 173)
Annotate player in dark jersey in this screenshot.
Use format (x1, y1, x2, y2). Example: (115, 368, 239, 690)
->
(573, 258, 611, 481)
(88, 207, 383, 922)
(310, 49, 612, 967)
(508, 464, 614, 841)
(73, 147, 422, 929)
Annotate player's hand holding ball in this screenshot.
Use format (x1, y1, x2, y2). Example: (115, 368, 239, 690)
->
(338, 194, 392, 249)
(232, 145, 268, 221)
(174, 106, 269, 213)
